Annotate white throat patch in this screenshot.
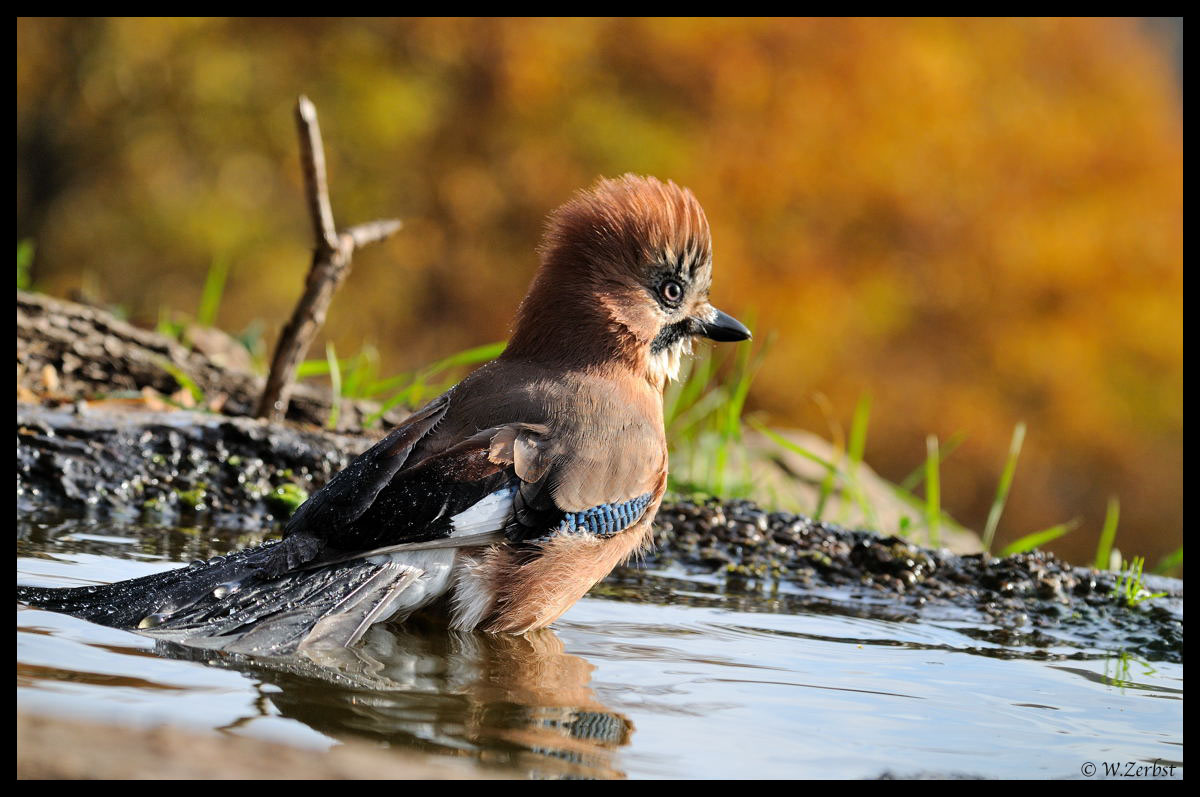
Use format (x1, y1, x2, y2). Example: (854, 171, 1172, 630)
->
(647, 335, 693, 385)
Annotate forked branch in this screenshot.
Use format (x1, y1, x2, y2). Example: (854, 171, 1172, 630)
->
(256, 96, 402, 422)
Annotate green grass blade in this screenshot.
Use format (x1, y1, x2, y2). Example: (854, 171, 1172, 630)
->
(1153, 546, 1183, 575)
(360, 346, 381, 398)
(364, 371, 416, 398)
(156, 359, 205, 404)
(847, 394, 870, 469)
(196, 255, 230, 327)
(751, 421, 838, 472)
(297, 356, 360, 381)
(235, 319, 267, 373)
(814, 466, 836, 522)
(17, 239, 35, 290)
(884, 481, 966, 537)
(898, 432, 965, 492)
(669, 388, 731, 442)
(751, 420, 842, 524)
(418, 341, 506, 378)
(842, 393, 879, 531)
(982, 421, 1027, 554)
(360, 341, 505, 426)
(342, 354, 365, 399)
(342, 345, 378, 399)
(924, 435, 941, 548)
(998, 518, 1079, 557)
(1094, 496, 1121, 570)
(297, 359, 332, 379)
(325, 342, 342, 430)
(723, 341, 759, 437)
(363, 391, 411, 429)
(711, 341, 758, 496)
(662, 356, 692, 424)
(665, 348, 716, 427)
(364, 372, 448, 428)
(1110, 556, 1167, 606)
(155, 307, 186, 342)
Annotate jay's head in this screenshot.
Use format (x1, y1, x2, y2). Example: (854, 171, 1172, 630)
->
(508, 174, 750, 386)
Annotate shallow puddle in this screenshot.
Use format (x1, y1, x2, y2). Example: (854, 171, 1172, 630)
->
(16, 518, 1183, 779)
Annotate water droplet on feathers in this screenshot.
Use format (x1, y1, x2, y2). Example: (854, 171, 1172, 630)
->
(212, 582, 240, 599)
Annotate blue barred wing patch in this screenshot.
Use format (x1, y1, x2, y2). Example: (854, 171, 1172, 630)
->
(554, 493, 654, 538)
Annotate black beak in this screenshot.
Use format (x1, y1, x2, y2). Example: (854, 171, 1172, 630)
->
(697, 308, 752, 342)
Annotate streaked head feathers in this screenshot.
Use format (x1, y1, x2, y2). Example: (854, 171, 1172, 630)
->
(507, 174, 747, 385)
(539, 174, 712, 285)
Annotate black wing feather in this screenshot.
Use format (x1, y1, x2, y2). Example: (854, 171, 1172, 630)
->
(258, 392, 455, 574)
(319, 436, 519, 553)
(505, 471, 566, 542)
(284, 391, 453, 538)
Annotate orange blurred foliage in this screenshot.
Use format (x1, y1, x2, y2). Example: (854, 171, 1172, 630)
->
(16, 18, 1182, 566)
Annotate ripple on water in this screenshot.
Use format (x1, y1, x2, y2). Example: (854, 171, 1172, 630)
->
(16, 519, 1185, 779)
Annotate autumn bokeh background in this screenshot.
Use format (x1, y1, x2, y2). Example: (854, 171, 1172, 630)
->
(16, 18, 1182, 567)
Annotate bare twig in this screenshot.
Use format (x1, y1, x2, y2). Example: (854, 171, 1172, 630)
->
(256, 96, 402, 422)
(296, 96, 339, 253)
(345, 219, 404, 249)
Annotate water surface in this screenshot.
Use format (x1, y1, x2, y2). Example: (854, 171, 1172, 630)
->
(16, 518, 1183, 779)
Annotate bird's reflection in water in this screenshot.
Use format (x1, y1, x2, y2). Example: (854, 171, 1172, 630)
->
(158, 620, 633, 778)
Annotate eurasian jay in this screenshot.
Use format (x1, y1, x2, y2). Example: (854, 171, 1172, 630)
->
(18, 174, 751, 655)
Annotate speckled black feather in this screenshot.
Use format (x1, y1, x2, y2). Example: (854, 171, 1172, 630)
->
(17, 543, 280, 629)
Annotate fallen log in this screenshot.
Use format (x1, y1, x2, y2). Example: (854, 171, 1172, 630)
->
(17, 289, 403, 431)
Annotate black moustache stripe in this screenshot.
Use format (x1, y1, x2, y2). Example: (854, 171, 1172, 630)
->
(650, 320, 691, 354)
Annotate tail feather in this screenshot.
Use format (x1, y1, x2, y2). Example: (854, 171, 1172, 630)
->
(17, 541, 442, 657)
(17, 542, 282, 629)
(142, 558, 425, 655)
(291, 564, 422, 652)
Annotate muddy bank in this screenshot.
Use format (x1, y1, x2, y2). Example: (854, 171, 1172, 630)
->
(18, 403, 369, 529)
(620, 500, 1182, 663)
(16, 401, 1182, 664)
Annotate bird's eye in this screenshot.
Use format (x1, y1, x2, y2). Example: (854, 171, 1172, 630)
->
(659, 279, 684, 305)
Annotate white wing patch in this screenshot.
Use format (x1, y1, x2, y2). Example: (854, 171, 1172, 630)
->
(448, 485, 518, 536)
(361, 549, 457, 626)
